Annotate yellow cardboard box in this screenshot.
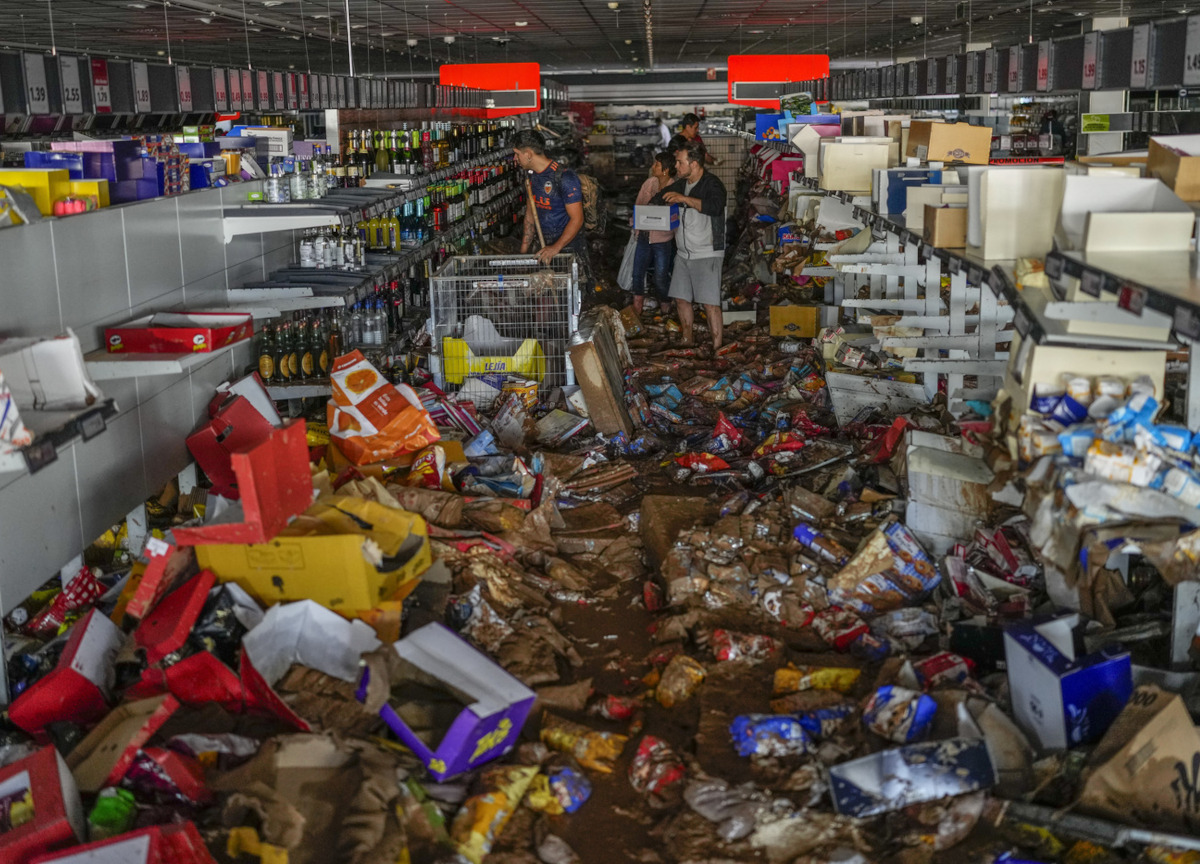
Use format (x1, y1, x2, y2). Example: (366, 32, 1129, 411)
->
(0, 168, 72, 215)
(69, 179, 110, 208)
(198, 495, 431, 614)
(770, 305, 820, 338)
(441, 336, 545, 385)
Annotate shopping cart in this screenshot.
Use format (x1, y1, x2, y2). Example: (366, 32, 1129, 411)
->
(428, 254, 581, 393)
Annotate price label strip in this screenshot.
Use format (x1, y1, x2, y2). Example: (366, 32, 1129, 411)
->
(1186, 16, 1200, 86)
(90, 58, 111, 113)
(23, 53, 50, 114)
(1082, 32, 1099, 89)
(1131, 24, 1151, 88)
(60, 56, 83, 114)
(133, 61, 152, 112)
(1080, 269, 1102, 298)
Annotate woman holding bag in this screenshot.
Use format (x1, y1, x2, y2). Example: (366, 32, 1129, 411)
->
(628, 152, 678, 316)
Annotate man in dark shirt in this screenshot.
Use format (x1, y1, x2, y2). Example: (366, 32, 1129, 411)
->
(512, 129, 589, 277)
(663, 140, 727, 351)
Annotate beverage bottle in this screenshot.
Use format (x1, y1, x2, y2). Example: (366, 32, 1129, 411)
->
(387, 208, 400, 251)
(367, 213, 381, 249)
(256, 325, 277, 383)
(328, 311, 344, 360)
(275, 322, 294, 383)
(375, 130, 390, 174)
(315, 316, 331, 377)
(298, 316, 316, 381)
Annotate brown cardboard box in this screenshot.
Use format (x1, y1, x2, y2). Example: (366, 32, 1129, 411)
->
(905, 120, 992, 165)
(1148, 135, 1200, 201)
(923, 205, 968, 248)
(769, 305, 821, 338)
(1078, 684, 1200, 833)
(640, 494, 719, 568)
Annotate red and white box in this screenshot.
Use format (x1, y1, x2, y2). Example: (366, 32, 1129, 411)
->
(9, 609, 124, 736)
(104, 312, 253, 354)
(0, 747, 85, 864)
(66, 695, 182, 794)
(27, 822, 217, 864)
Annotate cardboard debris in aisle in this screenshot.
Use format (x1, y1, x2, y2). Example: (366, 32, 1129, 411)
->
(5, 119, 1200, 864)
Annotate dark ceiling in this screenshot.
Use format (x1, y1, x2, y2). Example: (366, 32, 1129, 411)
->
(0, 0, 1186, 77)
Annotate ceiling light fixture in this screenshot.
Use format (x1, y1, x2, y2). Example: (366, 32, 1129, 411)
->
(126, 2, 147, 8)
(515, 20, 527, 26)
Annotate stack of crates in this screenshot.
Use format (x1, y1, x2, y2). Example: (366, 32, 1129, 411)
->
(428, 253, 581, 393)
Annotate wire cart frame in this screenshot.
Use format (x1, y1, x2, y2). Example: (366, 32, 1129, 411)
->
(428, 253, 581, 393)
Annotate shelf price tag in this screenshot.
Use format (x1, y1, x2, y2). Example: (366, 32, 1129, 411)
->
(983, 49, 996, 92)
(1131, 23, 1151, 87)
(23, 440, 57, 474)
(1080, 269, 1102, 298)
(1037, 41, 1051, 92)
(272, 71, 285, 110)
(228, 69, 242, 109)
(1043, 253, 1064, 280)
(927, 58, 938, 93)
(286, 73, 297, 110)
(59, 56, 83, 114)
(257, 70, 270, 110)
(78, 409, 106, 441)
(1008, 46, 1021, 91)
(242, 70, 255, 111)
(946, 55, 958, 93)
(90, 58, 111, 113)
(23, 53, 50, 114)
(1118, 284, 1147, 315)
(132, 61, 152, 112)
(1082, 32, 1099, 89)
(176, 65, 192, 112)
(212, 68, 228, 111)
(1175, 306, 1200, 341)
(1013, 305, 1030, 336)
(298, 74, 309, 109)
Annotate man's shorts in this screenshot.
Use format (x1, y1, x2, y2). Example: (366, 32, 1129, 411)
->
(668, 255, 722, 306)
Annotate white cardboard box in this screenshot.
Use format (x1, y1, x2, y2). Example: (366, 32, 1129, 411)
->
(1057, 175, 1193, 252)
(0, 329, 102, 411)
(973, 168, 1065, 260)
(633, 204, 679, 232)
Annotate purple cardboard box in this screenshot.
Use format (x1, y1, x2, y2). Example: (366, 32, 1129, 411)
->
(362, 622, 535, 781)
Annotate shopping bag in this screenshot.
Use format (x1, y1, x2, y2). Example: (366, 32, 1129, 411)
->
(617, 235, 637, 292)
(327, 350, 440, 465)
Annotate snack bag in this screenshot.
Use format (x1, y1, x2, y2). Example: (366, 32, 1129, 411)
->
(327, 350, 439, 465)
(450, 765, 538, 864)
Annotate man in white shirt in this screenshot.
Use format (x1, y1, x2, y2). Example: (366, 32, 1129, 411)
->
(657, 115, 672, 150)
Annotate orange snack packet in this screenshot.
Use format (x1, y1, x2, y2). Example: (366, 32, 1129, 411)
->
(327, 350, 440, 465)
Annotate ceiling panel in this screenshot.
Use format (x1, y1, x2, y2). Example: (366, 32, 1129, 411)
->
(0, 0, 1185, 77)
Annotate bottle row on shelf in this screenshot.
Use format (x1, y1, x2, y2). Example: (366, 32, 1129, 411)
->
(292, 164, 522, 255)
(339, 121, 516, 184)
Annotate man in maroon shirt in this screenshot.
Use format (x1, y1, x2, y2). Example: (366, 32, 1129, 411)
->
(680, 113, 718, 166)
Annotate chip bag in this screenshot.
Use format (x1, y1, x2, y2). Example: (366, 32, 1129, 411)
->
(327, 350, 439, 465)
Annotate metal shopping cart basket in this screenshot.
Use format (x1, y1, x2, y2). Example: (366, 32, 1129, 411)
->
(428, 254, 581, 393)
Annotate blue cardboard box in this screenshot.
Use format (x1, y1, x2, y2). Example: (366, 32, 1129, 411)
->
(874, 168, 943, 216)
(756, 112, 787, 141)
(1003, 613, 1131, 751)
(829, 737, 996, 817)
(24, 151, 84, 179)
